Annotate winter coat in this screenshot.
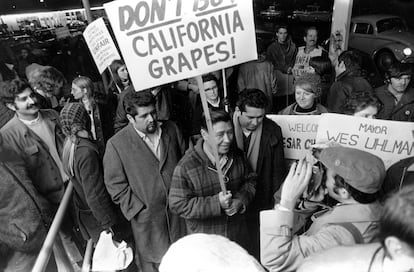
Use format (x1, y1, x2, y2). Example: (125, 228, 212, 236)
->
(0, 148, 53, 252)
(375, 85, 414, 121)
(327, 68, 373, 113)
(237, 58, 277, 113)
(240, 117, 286, 212)
(266, 38, 297, 74)
(297, 243, 385, 272)
(69, 138, 119, 242)
(169, 138, 256, 248)
(0, 110, 65, 205)
(103, 121, 186, 263)
(260, 202, 381, 272)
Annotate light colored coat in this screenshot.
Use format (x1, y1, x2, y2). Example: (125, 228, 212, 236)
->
(260, 202, 381, 272)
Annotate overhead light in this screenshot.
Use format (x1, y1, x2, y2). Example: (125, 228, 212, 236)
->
(40, 0, 44, 2)
(403, 47, 412, 56)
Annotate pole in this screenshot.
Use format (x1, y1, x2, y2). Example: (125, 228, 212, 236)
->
(196, 75, 227, 194)
(221, 69, 229, 112)
(82, 239, 94, 272)
(32, 182, 74, 272)
(81, 0, 93, 24)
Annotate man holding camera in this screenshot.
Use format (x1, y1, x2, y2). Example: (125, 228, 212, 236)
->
(260, 146, 385, 272)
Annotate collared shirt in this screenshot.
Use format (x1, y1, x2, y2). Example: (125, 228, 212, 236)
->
(134, 123, 162, 160)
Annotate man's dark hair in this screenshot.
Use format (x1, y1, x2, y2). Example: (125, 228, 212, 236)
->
(385, 62, 413, 80)
(333, 175, 378, 204)
(201, 109, 231, 130)
(338, 50, 363, 71)
(341, 91, 381, 115)
(309, 56, 333, 76)
(304, 26, 318, 37)
(0, 78, 32, 105)
(378, 185, 414, 247)
(236, 88, 268, 112)
(274, 24, 288, 33)
(124, 89, 156, 117)
(202, 73, 218, 84)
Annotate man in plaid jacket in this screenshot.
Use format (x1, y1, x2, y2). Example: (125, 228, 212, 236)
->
(169, 109, 256, 249)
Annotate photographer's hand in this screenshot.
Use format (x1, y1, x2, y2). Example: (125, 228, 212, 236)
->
(280, 159, 313, 210)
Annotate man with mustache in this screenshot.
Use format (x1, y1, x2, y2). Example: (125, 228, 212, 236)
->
(0, 78, 66, 206)
(104, 90, 186, 272)
(292, 27, 328, 80)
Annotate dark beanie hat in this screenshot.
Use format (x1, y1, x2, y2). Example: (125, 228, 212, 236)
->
(60, 103, 90, 137)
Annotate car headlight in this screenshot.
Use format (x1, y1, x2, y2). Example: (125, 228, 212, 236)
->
(403, 47, 412, 56)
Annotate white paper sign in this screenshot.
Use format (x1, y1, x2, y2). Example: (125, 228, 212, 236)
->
(316, 113, 414, 169)
(267, 115, 321, 160)
(104, 0, 257, 91)
(83, 17, 121, 74)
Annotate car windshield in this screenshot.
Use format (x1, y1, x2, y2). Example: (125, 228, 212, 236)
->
(377, 18, 407, 33)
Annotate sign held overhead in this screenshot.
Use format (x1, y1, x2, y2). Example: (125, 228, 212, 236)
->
(83, 17, 121, 74)
(104, 0, 257, 91)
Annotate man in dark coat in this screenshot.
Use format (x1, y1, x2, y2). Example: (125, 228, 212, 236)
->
(375, 62, 414, 122)
(266, 24, 297, 111)
(327, 50, 373, 113)
(232, 89, 286, 259)
(104, 90, 186, 272)
(169, 110, 256, 250)
(0, 134, 55, 271)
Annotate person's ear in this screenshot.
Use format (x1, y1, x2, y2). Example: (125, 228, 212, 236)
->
(200, 128, 209, 142)
(339, 187, 351, 200)
(235, 106, 241, 113)
(384, 236, 404, 260)
(126, 114, 135, 124)
(6, 103, 16, 112)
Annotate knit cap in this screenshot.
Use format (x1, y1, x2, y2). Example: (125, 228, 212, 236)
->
(60, 103, 90, 137)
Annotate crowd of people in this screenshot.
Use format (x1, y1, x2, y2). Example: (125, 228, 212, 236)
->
(0, 23, 413, 272)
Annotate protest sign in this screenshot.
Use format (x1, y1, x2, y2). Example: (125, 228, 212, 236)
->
(83, 17, 121, 74)
(104, 0, 257, 91)
(316, 113, 414, 169)
(268, 115, 321, 160)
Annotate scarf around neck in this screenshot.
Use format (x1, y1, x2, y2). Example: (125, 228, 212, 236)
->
(233, 110, 262, 172)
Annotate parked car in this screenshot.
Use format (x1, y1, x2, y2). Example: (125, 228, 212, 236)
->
(349, 14, 414, 71)
(259, 5, 285, 21)
(290, 5, 332, 22)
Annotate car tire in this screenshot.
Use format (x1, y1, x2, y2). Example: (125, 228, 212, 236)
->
(376, 51, 396, 72)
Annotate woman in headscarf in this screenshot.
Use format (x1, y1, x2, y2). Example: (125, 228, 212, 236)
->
(60, 103, 119, 243)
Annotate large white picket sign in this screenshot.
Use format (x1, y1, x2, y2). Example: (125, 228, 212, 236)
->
(104, 0, 257, 91)
(316, 113, 414, 169)
(267, 115, 321, 160)
(83, 17, 121, 74)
